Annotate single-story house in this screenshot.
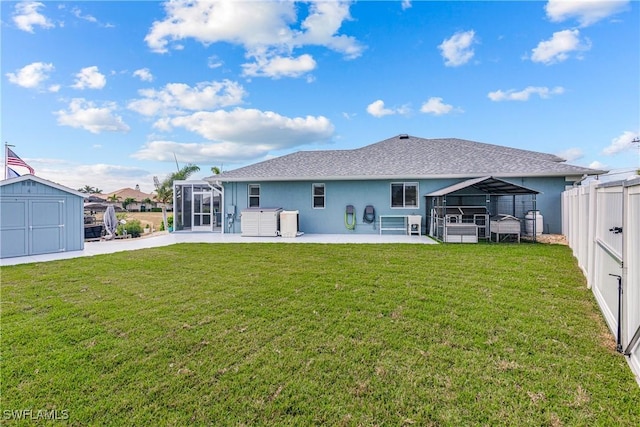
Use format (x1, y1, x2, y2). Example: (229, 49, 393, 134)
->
(0, 175, 85, 258)
(103, 187, 158, 212)
(173, 135, 605, 237)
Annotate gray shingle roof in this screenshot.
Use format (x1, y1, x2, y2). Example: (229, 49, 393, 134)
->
(211, 135, 606, 182)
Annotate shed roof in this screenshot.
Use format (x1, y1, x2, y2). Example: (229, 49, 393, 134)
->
(209, 135, 606, 182)
(425, 176, 540, 197)
(0, 174, 85, 197)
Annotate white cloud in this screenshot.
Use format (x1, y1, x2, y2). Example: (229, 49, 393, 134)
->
(144, 0, 364, 78)
(13, 1, 54, 33)
(6, 61, 54, 89)
(401, 1, 412, 11)
(294, 1, 363, 60)
(545, 0, 629, 27)
(420, 97, 457, 115)
(127, 80, 246, 117)
(602, 130, 640, 155)
(366, 100, 410, 118)
(166, 108, 334, 147)
(36, 161, 155, 193)
(72, 66, 107, 89)
(132, 140, 275, 163)
(530, 29, 591, 65)
(133, 68, 154, 82)
(556, 147, 584, 161)
(242, 54, 317, 78)
(55, 98, 130, 134)
(488, 86, 565, 101)
(207, 55, 224, 69)
(133, 108, 335, 163)
(438, 30, 476, 67)
(72, 7, 97, 23)
(589, 160, 607, 169)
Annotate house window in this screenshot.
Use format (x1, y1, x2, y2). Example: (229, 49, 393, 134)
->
(312, 183, 325, 209)
(391, 182, 418, 208)
(248, 184, 260, 207)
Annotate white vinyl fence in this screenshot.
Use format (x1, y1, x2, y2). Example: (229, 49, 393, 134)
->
(563, 177, 640, 382)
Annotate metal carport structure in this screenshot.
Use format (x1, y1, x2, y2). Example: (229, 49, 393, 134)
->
(425, 176, 541, 243)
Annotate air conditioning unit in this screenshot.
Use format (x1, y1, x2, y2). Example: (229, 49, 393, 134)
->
(280, 210, 299, 238)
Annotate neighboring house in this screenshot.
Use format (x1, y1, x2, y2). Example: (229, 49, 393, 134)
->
(0, 175, 85, 258)
(104, 187, 157, 212)
(174, 135, 605, 236)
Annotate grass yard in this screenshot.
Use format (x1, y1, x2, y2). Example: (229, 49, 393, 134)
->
(2, 244, 639, 425)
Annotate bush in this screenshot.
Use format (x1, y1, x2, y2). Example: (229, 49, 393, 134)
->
(117, 219, 143, 238)
(159, 215, 174, 231)
(150, 207, 162, 212)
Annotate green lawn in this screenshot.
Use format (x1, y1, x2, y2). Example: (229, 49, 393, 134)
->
(2, 243, 639, 425)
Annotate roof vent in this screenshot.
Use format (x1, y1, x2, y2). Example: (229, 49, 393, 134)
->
(399, 134, 409, 139)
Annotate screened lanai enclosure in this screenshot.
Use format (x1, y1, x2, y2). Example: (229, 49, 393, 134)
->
(173, 181, 223, 232)
(426, 176, 540, 243)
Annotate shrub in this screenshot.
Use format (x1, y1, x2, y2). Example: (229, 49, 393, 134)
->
(117, 219, 143, 238)
(159, 215, 174, 231)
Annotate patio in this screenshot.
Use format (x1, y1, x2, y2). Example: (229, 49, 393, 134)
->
(0, 232, 436, 266)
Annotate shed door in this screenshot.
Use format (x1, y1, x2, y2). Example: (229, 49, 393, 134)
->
(29, 200, 65, 255)
(0, 200, 28, 258)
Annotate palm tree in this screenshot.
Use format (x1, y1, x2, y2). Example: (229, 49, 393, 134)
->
(78, 185, 103, 194)
(107, 194, 121, 203)
(211, 166, 221, 175)
(156, 164, 200, 231)
(122, 197, 136, 211)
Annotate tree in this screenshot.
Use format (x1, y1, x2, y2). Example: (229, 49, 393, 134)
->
(78, 185, 103, 194)
(122, 197, 136, 211)
(211, 166, 221, 175)
(107, 194, 121, 203)
(155, 164, 200, 231)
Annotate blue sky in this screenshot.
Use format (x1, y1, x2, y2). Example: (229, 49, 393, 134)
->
(2, 0, 639, 193)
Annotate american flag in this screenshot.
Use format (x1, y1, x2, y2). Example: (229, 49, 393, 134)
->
(6, 147, 34, 175)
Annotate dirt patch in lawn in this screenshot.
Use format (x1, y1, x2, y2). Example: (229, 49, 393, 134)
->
(124, 212, 165, 231)
(94, 211, 166, 231)
(522, 234, 568, 245)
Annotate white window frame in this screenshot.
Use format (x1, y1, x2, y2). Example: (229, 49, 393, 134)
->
(312, 183, 325, 209)
(248, 184, 260, 208)
(390, 182, 419, 209)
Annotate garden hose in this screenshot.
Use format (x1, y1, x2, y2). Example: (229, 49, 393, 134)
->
(345, 207, 356, 230)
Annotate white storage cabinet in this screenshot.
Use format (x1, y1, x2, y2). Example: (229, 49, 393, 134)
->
(280, 210, 299, 238)
(241, 208, 282, 236)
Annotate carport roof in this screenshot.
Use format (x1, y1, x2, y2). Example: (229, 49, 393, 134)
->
(425, 176, 540, 196)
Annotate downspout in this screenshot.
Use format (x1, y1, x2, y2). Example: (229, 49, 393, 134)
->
(217, 180, 225, 235)
(609, 274, 624, 353)
(572, 174, 588, 187)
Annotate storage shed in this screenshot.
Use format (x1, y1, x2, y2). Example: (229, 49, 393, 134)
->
(240, 207, 282, 237)
(0, 175, 85, 258)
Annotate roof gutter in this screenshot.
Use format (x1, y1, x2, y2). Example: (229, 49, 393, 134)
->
(209, 171, 608, 183)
